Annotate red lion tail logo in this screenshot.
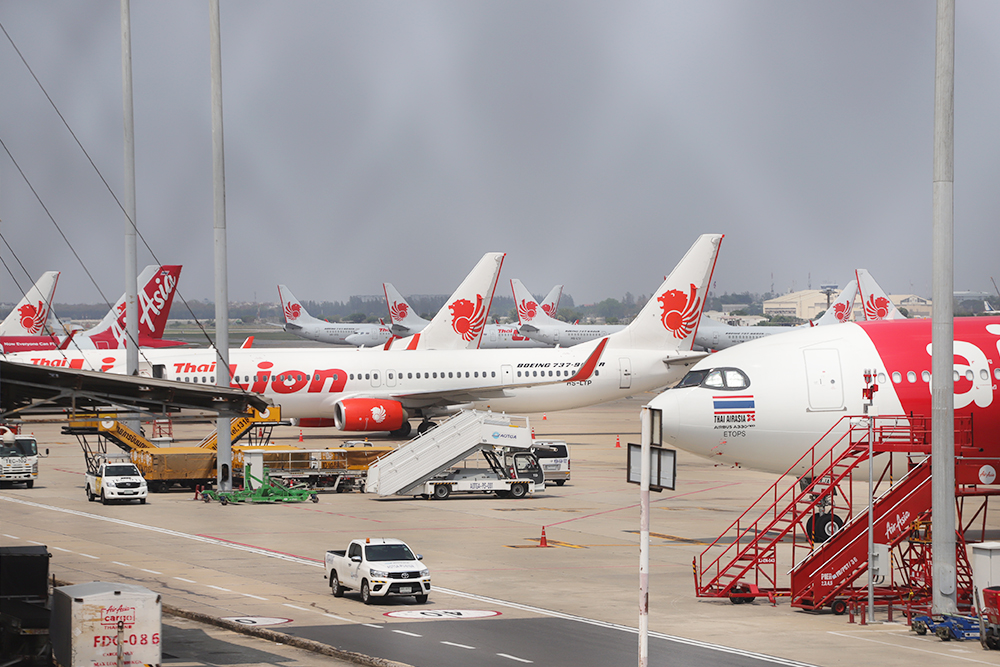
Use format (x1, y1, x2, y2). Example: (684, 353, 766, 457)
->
(17, 301, 47, 334)
(284, 302, 302, 321)
(541, 303, 555, 316)
(449, 295, 487, 342)
(518, 299, 538, 322)
(389, 301, 409, 322)
(864, 295, 891, 320)
(657, 283, 701, 339)
(833, 300, 852, 322)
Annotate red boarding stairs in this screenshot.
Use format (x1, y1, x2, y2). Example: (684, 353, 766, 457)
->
(694, 414, 979, 607)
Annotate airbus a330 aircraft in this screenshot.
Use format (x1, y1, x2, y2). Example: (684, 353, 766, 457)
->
(13, 234, 722, 438)
(648, 315, 1000, 480)
(277, 285, 392, 347)
(1, 265, 183, 353)
(693, 280, 859, 350)
(384, 279, 561, 349)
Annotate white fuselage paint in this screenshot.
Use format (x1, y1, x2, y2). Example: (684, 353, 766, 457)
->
(12, 344, 698, 422)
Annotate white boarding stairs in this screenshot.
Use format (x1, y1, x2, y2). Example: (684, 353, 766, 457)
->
(365, 410, 533, 496)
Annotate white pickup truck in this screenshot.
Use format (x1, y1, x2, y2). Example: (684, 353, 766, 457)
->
(85, 457, 148, 505)
(324, 538, 430, 604)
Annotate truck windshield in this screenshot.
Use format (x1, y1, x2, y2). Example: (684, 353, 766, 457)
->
(1, 439, 36, 457)
(105, 464, 140, 477)
(365, 544, 416, 562)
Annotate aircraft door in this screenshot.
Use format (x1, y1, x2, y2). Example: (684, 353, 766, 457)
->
(501, 365, 513, 385)
(490, 328, 497, 343)
(386, 370, 397, 388)
(619, 357, 632, 389)
(803, 349, 844, 411)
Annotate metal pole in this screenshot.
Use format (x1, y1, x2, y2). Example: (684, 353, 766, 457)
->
(121, 0, 139, 433)
(639, 407, 650, 667)
(210, 0, 232, 492)
(931, 0, 957, 615)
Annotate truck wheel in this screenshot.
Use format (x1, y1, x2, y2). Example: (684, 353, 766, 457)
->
(25, 480, 34, 489)
(101, 490, 109, 505)
(554, 480, 566, 486)
(509, 483, 528, 499)
(87, 486, 95, 502)
(330, 571, 344, 597)
(139, 498, 146, 505)
(913, 620, 927, 635)
(310, 494, 319, 503)
(361, 579, 373, 605)
(414, 594, 428, 604)
(831, 599, 847, 615)
(433, 485, 451, 500)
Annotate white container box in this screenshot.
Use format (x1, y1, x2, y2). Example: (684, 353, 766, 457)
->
(51, 582, 161, 667)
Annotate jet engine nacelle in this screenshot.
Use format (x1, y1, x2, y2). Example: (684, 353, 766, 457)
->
(333, 398, 407, 432)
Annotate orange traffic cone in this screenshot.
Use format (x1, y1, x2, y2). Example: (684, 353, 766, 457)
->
(540, 526, 549, 548)
(298, 430, 304, 442)
(615, 435, 621, 448)
(542, 413, 547, 420)
(531, 427, 536, 440)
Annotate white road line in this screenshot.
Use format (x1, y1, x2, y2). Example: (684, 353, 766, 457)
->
(174, 577, 196, 584)
(497, 654, 533, 664)
(0, 496, 817, 667)
(323, 614, 351, 622)
(441, 641, 475, 650)
(27, 540, 44, 545)
(393, 630, 422, 637)
(1, 534, 18, 539)
(78, 553, 98, 559)
(51, 547, 72, 553)
(361, 624, 383, 629)
(827, 632, 995, 665)
(283, 604, 309, 611)
(242, 593, 268, 601)
(140, 568, 162, 575)
(205, 585, 231, 592)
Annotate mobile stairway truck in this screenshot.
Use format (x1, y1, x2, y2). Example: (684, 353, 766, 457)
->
(365, 410, 545, 500)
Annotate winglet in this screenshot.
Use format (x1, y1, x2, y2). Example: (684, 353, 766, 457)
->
(566, 338, 609, 383)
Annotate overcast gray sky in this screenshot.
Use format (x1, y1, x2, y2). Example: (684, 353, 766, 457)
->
(1, 1, 998, 309)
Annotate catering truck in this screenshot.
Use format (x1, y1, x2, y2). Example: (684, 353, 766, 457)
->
(0, 425, 43, 488)
(324, 538, 430, 604)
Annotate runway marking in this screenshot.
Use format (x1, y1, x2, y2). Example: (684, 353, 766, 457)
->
(197, 535, 323, 562)
(623, 530, 709, 545)
(441, 641, 475, 649)
(174, 577, 196, 583)
(206, 585, 231, 592)
(361, 624, 384, 629)
(283, 604, 310, 611)
(507, 538, 585, 549)
(141, 568, 163, 574)
(51, 546, 72, 552)
(497, 654, 533, 663)
(393, 630, 422, 637)
(78, 552, 98, 559)
(827, 631, 995, 665)
(242, 593, 268, 601)
(324, 614, 352, 622)
(27, 539, 45, 545)
(0, 495, 818, 667)
(1, 534, 18, 539)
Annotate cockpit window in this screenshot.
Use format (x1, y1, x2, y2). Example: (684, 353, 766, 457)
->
(677, 367, 750, 391)
(676, 370, 709, 388)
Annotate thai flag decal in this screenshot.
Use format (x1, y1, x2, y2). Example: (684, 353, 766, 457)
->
(713, 395, 755, 423)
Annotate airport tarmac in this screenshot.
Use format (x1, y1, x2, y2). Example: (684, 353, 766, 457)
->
(2, 396, 998, 666)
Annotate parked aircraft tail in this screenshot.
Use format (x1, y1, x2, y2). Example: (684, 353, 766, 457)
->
(856, 269, 906, 321)
(540, 284, 563, 317)
(511, 278, 562, 331)
(388, 252, 505, 351)
(382, 283, 431, 337)
(813, 280, 858, 326)
(0, 270, 60, 336)
(73, 265, 182, 349)
(607, 234, 723, 351)
(277, 284, 326, 331)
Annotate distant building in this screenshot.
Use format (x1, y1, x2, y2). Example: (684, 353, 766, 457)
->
(763, 290, 932, 320)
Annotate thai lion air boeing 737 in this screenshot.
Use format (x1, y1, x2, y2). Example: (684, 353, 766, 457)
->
(648, 314, 1000, 479)
(11, 235, 722, 438)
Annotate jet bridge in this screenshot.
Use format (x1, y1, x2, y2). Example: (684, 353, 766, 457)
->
(364, 410, 534, 497)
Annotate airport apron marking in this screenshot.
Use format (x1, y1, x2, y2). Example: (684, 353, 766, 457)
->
(0, 496, 818, 667)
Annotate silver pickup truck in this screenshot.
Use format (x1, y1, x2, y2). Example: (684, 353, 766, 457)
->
(325, 538, 430, 604)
